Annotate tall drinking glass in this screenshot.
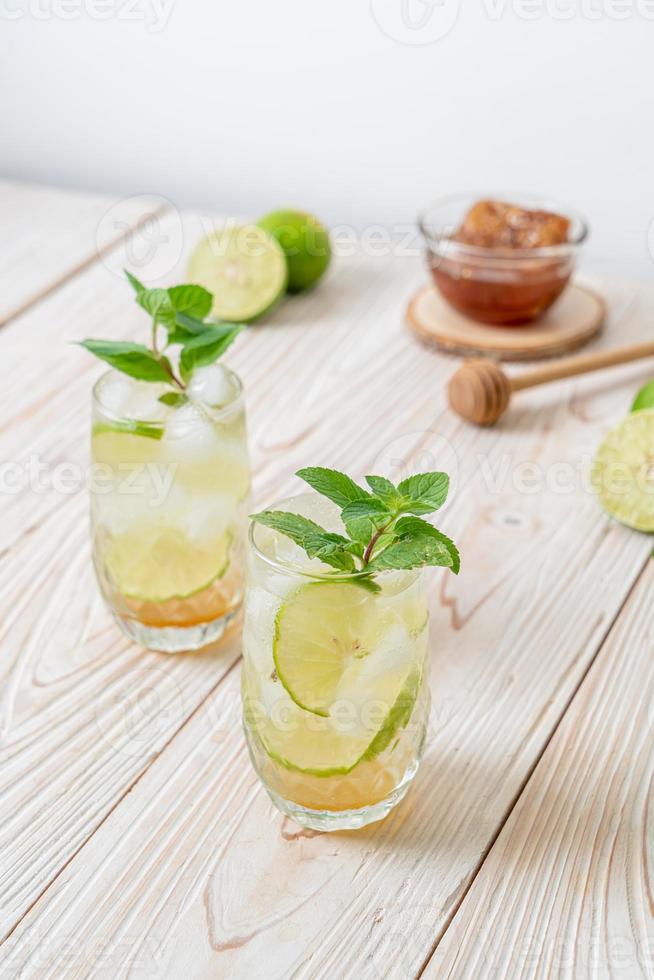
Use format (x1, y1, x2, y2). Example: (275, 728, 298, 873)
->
(242, 493, 431, 831)
(90, 364, 250, 652)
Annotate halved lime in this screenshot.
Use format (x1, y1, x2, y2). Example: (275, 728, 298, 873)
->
(188, 225, 287, 322)
(592, 409, 654, 531)
(104, 526, 233, 602)
(273, 581, 390, 716)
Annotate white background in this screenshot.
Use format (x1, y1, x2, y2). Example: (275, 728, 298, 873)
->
(1, 0, 653, 276)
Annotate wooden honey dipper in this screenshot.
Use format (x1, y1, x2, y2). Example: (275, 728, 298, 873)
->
(448, 340, 654, 426)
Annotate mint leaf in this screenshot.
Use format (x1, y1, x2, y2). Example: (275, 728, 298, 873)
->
(137, 287, 171, 321)
(367, 529, 397, 560)
(158, 391, 188, 408)
(296, 467, 370, 508)
(125, 269, 146, 295)
(250, 510, 355, 571)
(167, 284, 212, 320)
(365, 474, 403, 508)
(397, 472, 449, 515)
(250, 467, 460, 580)
(167, 312, 212, 345)
(341, 498, 390, 524)
(367, 534, 454, 573)
(394, 516, 460, 574)
(179, 324, 244, 382)
(631, 380, 654, 413)
(345, 516, 377, 546)
(165, 289, 214, 341)
(78, 340, 172, 383)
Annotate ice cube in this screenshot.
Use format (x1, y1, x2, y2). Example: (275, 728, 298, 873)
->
(186, 363, 236, 408)
(97, 372, 170, 422)
(161, 402, 220, 456)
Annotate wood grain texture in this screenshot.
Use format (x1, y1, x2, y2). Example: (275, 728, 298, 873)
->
(0, 213, 451, 942)
(0, 179, 166, 325)
(425, 560, 654, 980)
(1, 192, 654, 979)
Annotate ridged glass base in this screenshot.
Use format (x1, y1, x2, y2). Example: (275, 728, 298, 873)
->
(111, 608, 237, 653)
(264, 758, 421, 831)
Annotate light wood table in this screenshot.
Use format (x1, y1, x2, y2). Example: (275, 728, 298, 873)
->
(1, 180, 653, 980)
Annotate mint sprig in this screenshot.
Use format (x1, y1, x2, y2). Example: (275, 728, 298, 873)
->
(631, 380, 654, 413)
(250, 467, 460, 577)
(79, 270, 242, 393)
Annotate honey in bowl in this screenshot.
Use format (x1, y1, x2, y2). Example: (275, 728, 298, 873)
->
(422, 197, 587, 326)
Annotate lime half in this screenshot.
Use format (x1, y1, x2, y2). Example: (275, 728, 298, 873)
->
(188, 225, 287, 322)
(592, 409, 654, 531)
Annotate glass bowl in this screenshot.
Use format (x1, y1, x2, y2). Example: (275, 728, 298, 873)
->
(419, 194, 588, 326)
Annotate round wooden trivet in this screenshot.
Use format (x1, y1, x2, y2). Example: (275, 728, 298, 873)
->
(406, 283, 605, 362)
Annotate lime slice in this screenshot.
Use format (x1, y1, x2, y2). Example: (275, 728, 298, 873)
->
(257, 209, 331, 293)
(188, 225, 287, 322)
(93, 420, 163, 441)
(104, 526, 233, 602)
(245, 580, 427, 776)
(592, 409, 654, 531)
(245, 667, 421, 778)
(92, 425, 250, 500)
(273, 581, 390, 716)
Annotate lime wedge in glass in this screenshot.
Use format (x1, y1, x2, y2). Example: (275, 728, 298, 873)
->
(244, 580, 425, 776)
(592, 408, 654, 531)
(247, 666, 421, 778)
(104, 526, 233, 602)
(188, 224, 287, 322)
(273, 581, 388, 717)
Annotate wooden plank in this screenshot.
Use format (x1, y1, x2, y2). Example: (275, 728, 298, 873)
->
(424, 560, 654, 980)
(0, 179, 167, 325)
(2, 230, 654, 975)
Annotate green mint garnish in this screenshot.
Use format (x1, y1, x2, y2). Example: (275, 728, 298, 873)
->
(250, 467, 460, 578)
(179, 324, 244, 383)
(78, 271, 243, 395)
(78, 340, 173, 383)
(631, 380, 654, 413)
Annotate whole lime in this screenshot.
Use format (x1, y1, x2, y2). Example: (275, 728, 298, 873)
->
(257, 209, 331, 293)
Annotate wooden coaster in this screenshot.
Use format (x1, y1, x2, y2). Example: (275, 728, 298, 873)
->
(406, 283, 605, 361)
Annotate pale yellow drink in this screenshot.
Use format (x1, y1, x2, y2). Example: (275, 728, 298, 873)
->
(91, 364, 250, 651)
(242, 494, 431, 831)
